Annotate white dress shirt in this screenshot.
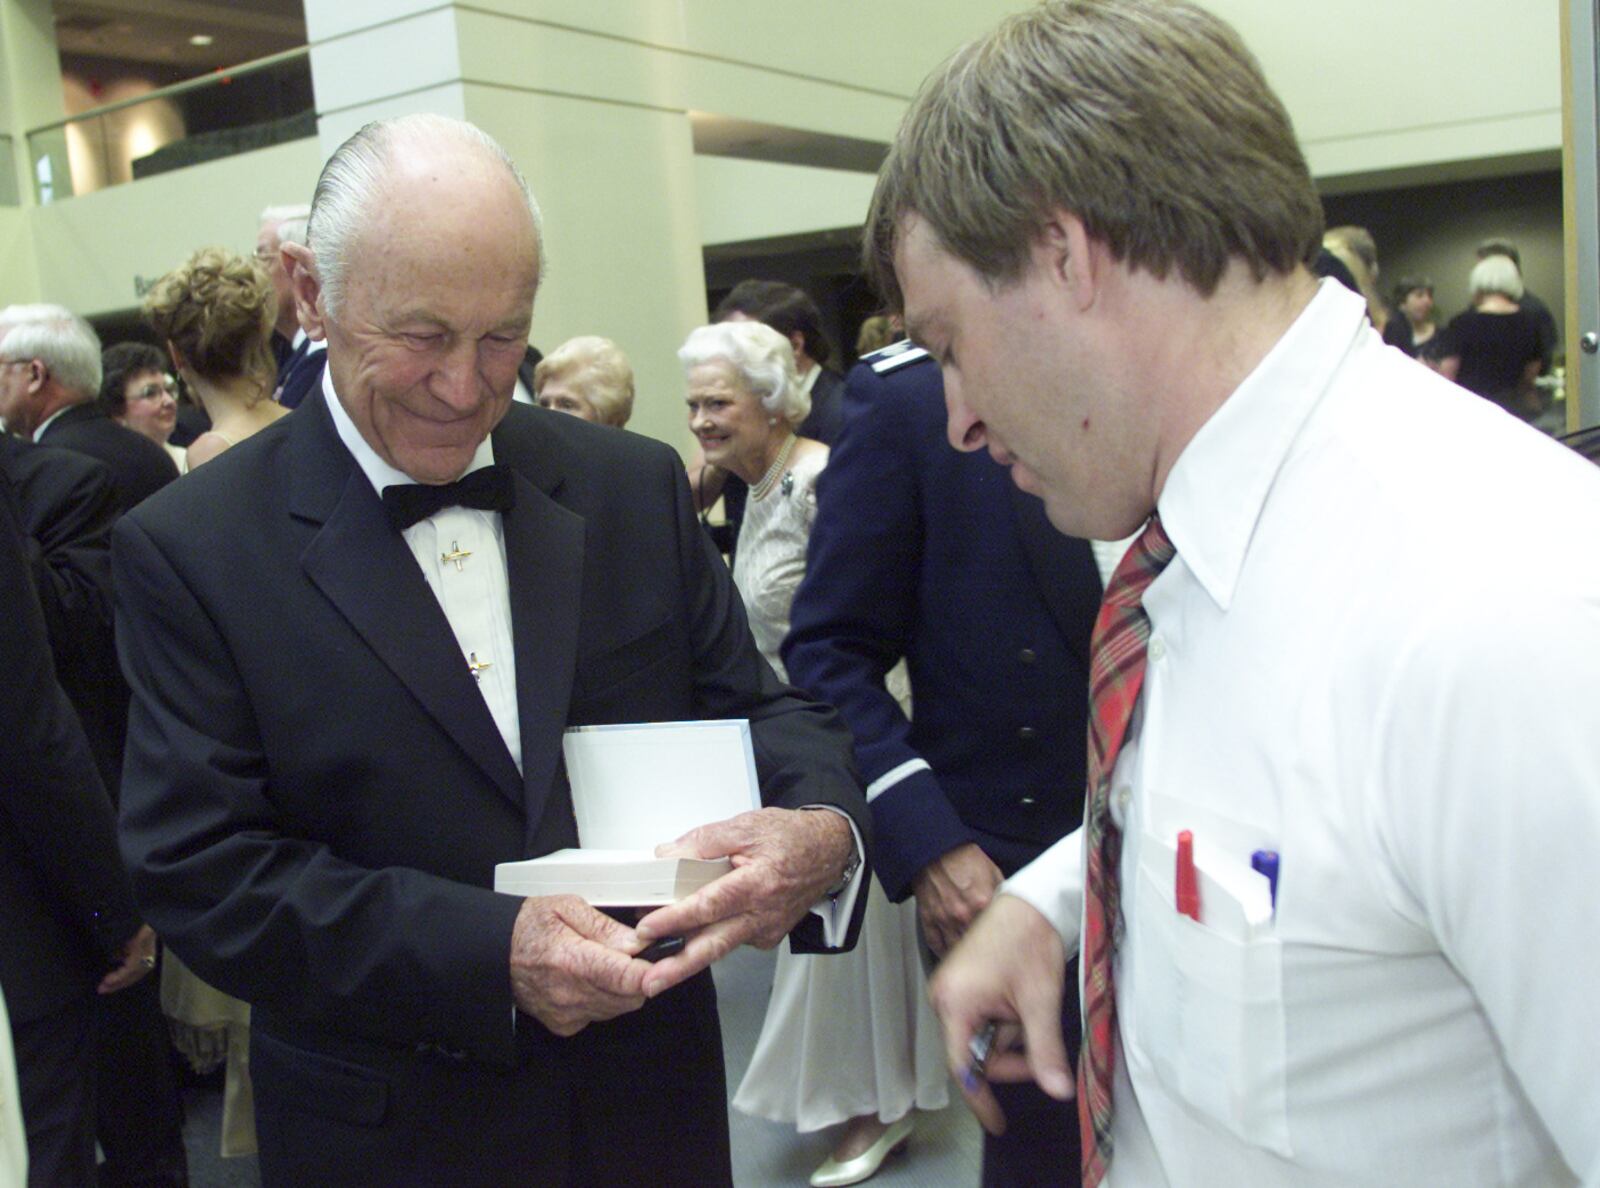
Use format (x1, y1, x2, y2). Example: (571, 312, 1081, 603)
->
(1006, 281, 1600, 1186)
(323, 368, 522, 772)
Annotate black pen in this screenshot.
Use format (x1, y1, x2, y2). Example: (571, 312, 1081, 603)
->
(638, 936, 685, 963)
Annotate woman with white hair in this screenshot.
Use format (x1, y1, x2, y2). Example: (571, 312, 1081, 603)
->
(681, 321, 946, 1187)
(1438, 254, 1545, 418)
(681, 320, 825, 667)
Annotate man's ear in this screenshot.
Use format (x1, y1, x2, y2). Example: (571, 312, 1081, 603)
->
(282, 242, 327, 342)
(1037, 210, 1099, 312)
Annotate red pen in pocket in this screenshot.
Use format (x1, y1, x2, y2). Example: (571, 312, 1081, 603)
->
(1175, 829, 1201, 921)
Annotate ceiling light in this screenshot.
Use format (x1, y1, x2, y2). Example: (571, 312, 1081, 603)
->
(189, 34, 213, 46)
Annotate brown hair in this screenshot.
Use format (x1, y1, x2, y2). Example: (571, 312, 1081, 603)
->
(142, 247, 276, 399)
(864, 0, 1324, 307)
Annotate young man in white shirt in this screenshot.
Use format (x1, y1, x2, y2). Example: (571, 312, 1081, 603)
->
(865, 2, 1600, 1185)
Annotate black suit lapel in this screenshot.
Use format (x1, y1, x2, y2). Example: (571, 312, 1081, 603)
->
(1007, 482, 1102, 669)
(290, 392, 525, 806)
(500, 467, 584, 843)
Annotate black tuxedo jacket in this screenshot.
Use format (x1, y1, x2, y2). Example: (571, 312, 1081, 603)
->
(38, 402, 177, 515)
(0, 474, 138, 1025)
(113, 390, 866, 1171)
(0, 437, 124, 796)
(785, 346, 1101, 899)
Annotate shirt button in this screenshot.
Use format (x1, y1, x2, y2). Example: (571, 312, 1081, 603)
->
(1017, 726, 1038, 742)
(1017, 647, 1038, 665)
(1116, 785, 1132, 813)
(1149, 637, 1166, 661)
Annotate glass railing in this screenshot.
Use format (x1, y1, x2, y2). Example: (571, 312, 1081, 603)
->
(26, 47, 314, 205)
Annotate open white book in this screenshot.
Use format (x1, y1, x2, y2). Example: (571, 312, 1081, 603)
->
(494, 719, 761, 905)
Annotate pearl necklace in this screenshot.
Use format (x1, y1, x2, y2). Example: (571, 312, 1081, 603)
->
(750, 433, 797, 500)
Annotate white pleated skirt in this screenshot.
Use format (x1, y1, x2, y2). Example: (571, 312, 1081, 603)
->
(732, 875, 951, 1132)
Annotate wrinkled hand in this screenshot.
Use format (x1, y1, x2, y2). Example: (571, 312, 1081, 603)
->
(98, 924, 157, 995)
(914, 842, 1004, 957)
(634, 808, 853, 998)
(509, 895, 652, 1036)
(928, 893, 1074, 1136)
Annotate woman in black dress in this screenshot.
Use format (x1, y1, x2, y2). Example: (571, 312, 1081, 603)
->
(1437, 255, 1544, 418)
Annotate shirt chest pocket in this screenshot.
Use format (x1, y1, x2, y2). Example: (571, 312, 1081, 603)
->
(1122, 831, 1292, 1158)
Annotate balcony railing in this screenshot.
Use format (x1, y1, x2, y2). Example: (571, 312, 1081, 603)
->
(27, 47, 314, 205)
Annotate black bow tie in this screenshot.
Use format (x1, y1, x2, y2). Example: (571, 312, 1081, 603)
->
(382, 465, 515, 531)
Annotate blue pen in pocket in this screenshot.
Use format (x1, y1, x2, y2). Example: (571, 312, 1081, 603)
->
(1250, 849, 1280, 911)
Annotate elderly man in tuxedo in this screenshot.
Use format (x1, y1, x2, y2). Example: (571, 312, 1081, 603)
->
(114, 113, 867, 1188)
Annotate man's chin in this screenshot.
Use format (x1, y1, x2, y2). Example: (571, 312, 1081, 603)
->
(385, 441, 484, 485)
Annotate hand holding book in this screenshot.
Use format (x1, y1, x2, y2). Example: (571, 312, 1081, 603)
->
(635, 807, 855, 999)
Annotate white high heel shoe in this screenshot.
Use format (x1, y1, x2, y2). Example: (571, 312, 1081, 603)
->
(808, 1115, 914, 1188)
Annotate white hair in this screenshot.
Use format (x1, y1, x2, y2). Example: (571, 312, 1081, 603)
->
(259, 202, 311, 228)
(1470, 254, 1524, 301)
(678, 321, 809, 427)
(276, 215, 310, 250)
(306, 114, 544, 315)
(0, 303, 102, 398)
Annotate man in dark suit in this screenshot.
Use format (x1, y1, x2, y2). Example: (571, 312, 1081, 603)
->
(691, 279, 847, 560)
(269, 212, 329, 410)
(0, 411, 190, 1188)
(257, 203, 312, 378)
(784, 342, 1103, 1186)
(0, 307, 177, 513)
(115, 113, 867, 1188)
(0, 471, 155, 1188)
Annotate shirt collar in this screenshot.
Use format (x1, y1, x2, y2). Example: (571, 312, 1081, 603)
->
(321, 364, 496, 495)
(799, 363, 821, 395)
(32, 402, 77, 442)
(1158, 279, 1367, 611)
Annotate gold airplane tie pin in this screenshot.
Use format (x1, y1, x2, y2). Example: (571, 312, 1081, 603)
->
(442, 542, 472, 572)
(467, 652, 492, 682)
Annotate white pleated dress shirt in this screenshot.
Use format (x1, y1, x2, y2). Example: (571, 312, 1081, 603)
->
(1006, 281, 1600, 1186)
(324, 369, 522, 773)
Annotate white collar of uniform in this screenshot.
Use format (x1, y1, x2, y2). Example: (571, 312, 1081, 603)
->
(800, 363, 821, 395)
(321, 363, 497, 495)
(1157, 278, 1367, 612)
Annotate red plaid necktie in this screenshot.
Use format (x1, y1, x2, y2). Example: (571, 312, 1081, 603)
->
(1079, 513, 1176, 1186)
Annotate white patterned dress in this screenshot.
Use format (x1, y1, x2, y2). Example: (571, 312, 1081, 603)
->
(730, 445, 949, 1132)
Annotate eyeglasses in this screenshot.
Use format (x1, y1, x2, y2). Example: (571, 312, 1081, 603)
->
(128, 376, 178, 402)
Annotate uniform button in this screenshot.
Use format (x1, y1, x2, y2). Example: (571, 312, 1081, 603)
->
(1149, 637, 1166, 661)
(1019, 795, 1037, 807)
(1017, 647, 1038, 665)
(1017, 726, 1038, 742)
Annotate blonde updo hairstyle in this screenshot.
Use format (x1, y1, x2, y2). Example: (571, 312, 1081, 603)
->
(143, 246, 277, 404)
